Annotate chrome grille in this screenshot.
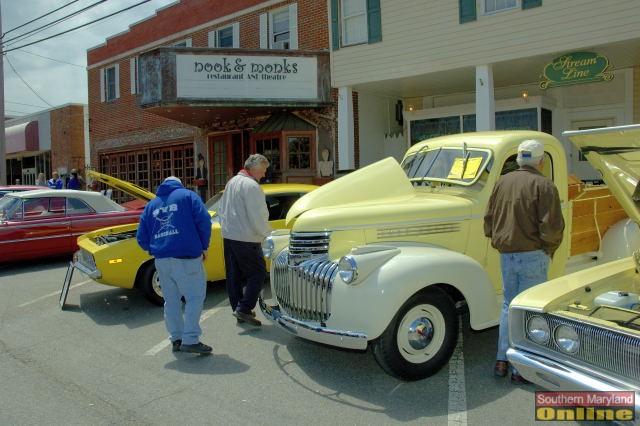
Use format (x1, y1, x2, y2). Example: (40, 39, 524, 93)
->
(272, 248, 336, 322)
(524, 312, 640, 383)
(288, 232, 330, 265)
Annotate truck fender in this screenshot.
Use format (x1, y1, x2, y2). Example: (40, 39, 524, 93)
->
(330, 244, 500, 340)
(596, 218, 640, 263)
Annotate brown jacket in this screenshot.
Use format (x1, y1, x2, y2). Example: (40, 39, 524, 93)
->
(484, 166, 565, 256)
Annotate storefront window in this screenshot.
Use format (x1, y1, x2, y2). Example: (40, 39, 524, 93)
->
(288, 136, 311, 169)
(410, 116, 461, 144)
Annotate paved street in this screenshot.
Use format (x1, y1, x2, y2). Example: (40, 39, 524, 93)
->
(0, 258, 584, 426)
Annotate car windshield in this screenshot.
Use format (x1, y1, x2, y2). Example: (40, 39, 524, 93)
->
(401, 146, 491, 186)
(0, 196, 23, 220)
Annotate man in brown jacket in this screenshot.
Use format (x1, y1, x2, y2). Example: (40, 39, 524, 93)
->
(484, 139, 565, 384)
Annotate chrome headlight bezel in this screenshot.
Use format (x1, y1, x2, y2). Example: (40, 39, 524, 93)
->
(262, 236, 275, 259)
(526, 315, 551, 345)
(554, 324, 580, 354)
(337, 255, 358, 284)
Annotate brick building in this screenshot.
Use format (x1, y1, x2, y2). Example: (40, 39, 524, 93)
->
(4, 103, 88, 186)
(87, 0, 337, 198)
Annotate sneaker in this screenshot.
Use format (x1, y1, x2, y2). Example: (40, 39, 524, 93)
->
(494, 360, 508, 377)
(234, 310, 262, 326)
(171, 339, 182, 352)
(511, 373, 531, 385)
(179, 342, 213, 354)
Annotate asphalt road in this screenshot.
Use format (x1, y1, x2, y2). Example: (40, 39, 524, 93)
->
(0, 257, 592, 426)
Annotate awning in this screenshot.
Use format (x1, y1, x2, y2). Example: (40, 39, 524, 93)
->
(6, 121, 39, 154)
(252, 112, 315, 133)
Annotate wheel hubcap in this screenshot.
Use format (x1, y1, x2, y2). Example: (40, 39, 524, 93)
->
(396, 303, 446, 363)
(152, 271, 163, 297)
(408, 318, 434, 350)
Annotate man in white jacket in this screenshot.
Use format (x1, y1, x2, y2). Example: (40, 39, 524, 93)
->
(218, 154, 273, 326)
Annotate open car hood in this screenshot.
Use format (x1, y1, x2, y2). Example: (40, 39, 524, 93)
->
(285, 157, 415, 223)
(564, 124, 640, 224)
(87, 170, 155, 203)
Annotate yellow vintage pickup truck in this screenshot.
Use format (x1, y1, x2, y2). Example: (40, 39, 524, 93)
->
(260, 129, 635, 381)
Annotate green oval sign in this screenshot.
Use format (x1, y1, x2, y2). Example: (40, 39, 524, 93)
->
(540, 51, 613, 89)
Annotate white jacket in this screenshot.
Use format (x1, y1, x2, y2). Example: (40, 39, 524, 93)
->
(218, 171, 273, 243)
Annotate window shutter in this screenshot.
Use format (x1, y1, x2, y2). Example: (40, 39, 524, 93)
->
(259, 12, 268, 48)
(367, 0, 382, 43)
(114, 63, 120, 100)
(459, 0, 477, 23)
(129, 57, 137, 94)
(99, 68, 105, 102)
(330, 0, 339, 51)
(522, 0, 542, 9)
(232, 22, 240, 48)
(208, 31, 216, 47)
(288, 3, 298, 50)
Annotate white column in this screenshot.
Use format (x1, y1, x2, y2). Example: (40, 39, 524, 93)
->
(475, 65, 495, 131)
(338, 86, 355, 170)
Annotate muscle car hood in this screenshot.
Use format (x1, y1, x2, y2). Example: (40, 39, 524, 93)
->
(286, 157, 414, 224)
(564, 124, 640, 225)
(87, 170, 155, 202)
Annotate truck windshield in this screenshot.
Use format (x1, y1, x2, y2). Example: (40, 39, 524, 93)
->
(401, 147, 491, 186)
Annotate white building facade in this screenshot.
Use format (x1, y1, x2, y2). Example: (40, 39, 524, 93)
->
(328, 0, 640, 181)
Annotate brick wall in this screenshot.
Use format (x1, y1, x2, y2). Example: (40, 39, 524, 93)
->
(50, 104, 86, 176)
(87, 0, 333, 170)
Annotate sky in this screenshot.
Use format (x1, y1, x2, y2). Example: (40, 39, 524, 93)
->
(2, 0, 178, 118)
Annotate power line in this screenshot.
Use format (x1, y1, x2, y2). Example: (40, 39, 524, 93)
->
(6, 100, 50, 108)
(3, 0, 108, 47)
(4, 55, 53, 107)
(3, 0, 153, 54)
(2, 0, 82, 37)
(12, 50, 85, 68)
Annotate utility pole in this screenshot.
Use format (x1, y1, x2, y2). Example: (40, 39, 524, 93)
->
(0, 2, 6, 185)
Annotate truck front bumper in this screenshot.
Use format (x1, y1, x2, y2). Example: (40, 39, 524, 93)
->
(259, 298, 368, 350)
(507, 348, 640, 414)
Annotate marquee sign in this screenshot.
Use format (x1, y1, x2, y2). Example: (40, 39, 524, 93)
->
(176, 54, 318, 100)
(540, 51, 613, 89)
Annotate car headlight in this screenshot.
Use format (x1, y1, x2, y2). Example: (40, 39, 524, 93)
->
(526, 315, 550, 345)
(338, 255, 358, 284)
(554, 324, 580, 354)
(262, 236, 274, 259)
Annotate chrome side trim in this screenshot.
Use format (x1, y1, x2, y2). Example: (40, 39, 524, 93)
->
(259, 298, 368, 350)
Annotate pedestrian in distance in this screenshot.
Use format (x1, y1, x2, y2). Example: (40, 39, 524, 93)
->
(218, 154, 273, 326)
(35, 172, 47, 187)
(483, 139, 565, 384)
(67, 169, 80, 190)
(47, 171, 63, 189)
(136, 176, 213, 354)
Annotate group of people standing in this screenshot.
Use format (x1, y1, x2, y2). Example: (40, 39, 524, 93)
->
(34, 169, 82, 190)
(136, 153, 272, 354)
(135, 141, 565, 377)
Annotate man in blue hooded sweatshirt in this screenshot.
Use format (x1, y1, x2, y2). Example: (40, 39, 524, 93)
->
(137, 176, 213, 354)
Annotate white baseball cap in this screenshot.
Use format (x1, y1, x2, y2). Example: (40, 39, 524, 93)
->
(517, 139, 544, 163)
(163, 176, 182, 184)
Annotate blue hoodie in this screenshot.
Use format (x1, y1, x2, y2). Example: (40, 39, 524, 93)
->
(136, 179, 212, 259)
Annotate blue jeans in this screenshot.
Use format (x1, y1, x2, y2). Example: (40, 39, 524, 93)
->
(497, 250, 549, 372)
(155, 257, 206, 345)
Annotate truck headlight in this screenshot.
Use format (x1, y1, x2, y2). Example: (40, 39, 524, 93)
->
(555, 325, 580, 354)
(338, 255, 358, 284)
(526, 315, 550, 345)
(262, 236, 275, 259)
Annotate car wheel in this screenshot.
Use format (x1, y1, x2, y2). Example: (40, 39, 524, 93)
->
(372, 287, 458, 381)
(139, 262, 164, 306)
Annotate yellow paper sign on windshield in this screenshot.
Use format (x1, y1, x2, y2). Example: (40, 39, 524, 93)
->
(447, 157, 483, 179)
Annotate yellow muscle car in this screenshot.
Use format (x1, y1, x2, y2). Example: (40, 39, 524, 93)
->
(71, 171, 316, 305)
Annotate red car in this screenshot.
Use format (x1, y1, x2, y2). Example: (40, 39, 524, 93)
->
(0, 185, 43, 197)
(0, 188, 148, 263)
